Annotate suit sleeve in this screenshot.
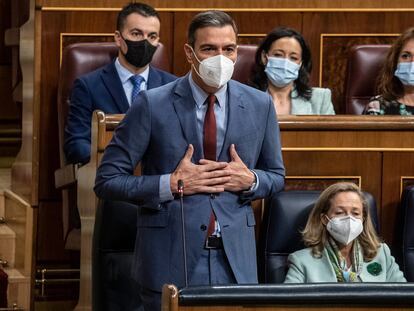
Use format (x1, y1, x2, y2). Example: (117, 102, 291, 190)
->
(242, 94, 285, 201)
(284, 252, 306, 283)
(94, 92, 162, 210)
(383, 243, 407, 282)
(64, 78, 94, 164)
(319, 88, 335, 115)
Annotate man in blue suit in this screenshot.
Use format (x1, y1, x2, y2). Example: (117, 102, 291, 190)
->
(64, 2, 176, 165)
(63, 3, 175, 311)
(95, 10, 285, 311)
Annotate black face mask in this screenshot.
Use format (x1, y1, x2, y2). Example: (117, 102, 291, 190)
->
(121, 36, 157, 68)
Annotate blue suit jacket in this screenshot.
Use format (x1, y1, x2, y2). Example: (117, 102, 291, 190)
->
(64, 61, 177, 164)
(94, 75, 285, 291)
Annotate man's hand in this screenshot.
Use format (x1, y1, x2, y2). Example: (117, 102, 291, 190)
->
(170, 144, 231, 195)
(201, 144, 255, 192)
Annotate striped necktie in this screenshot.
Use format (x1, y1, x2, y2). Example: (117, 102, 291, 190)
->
(130, 75, 144, 104)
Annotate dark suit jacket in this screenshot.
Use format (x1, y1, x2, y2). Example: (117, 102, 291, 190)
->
(94, 75, 285, 291)
(64, 61, 176, 164)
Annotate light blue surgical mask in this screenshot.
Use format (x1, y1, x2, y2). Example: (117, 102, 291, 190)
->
(264, 56, 301, 87)
(395, 61, 414, 86)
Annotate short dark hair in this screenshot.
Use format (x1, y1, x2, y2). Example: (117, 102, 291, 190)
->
(250, 27, 312, 101)
(117, 2, 160, 31)
(187, 10, 238, 47)
(378, 27, 414, 101)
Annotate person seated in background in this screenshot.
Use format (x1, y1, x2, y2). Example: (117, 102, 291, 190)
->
(249, 27, 335, 115)
(64, 2, 176, 165)
(364, 27, 414, 115)
(285, 182, 406, 283)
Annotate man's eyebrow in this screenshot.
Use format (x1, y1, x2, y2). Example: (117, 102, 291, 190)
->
(129, 27, 143, 33)
(198, 44, 217, 48)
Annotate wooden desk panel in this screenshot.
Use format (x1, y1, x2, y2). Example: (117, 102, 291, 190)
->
(279, 115, 414, 245)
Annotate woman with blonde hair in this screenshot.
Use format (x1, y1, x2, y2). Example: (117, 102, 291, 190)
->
(284, 182, 406, 283)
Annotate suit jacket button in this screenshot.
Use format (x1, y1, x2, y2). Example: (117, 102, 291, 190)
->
(200, 224, 207, 231)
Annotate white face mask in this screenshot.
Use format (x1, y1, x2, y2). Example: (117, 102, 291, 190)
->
(326, 215, 363, 245)
(189, 47, 235, 88)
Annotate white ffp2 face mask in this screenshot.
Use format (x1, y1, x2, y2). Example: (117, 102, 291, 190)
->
(190, 47, 235, 88)
(326, 215, 363, 245)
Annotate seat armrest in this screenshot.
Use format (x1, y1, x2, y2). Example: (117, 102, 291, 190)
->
(54, 163, 79, 189)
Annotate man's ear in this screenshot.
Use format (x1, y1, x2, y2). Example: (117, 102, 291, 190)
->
(184, 43, 194, 65)
(114, 30, 122, 48)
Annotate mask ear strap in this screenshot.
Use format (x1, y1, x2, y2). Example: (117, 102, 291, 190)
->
(187, 44, 202, 64)
(321, 214, 330, 226)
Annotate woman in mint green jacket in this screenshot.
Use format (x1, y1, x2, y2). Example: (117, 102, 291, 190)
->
(284, 182, 406, 283)
(250, 27, 335, 115)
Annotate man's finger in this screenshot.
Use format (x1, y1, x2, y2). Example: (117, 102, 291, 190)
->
(229, 144, 241, 162)
(183, 144, 194, 161)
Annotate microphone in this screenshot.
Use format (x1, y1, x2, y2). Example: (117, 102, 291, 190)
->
(178, 179, 188, 287)
(178, 179, 184, 198)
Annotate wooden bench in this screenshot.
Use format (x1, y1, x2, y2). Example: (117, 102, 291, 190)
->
(75, 111, 124, 311)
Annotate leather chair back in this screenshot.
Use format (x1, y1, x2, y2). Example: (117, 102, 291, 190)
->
(400, 185, 414, 281)
(232, 44, 257, 85)
(344, 44, 390, 114)
(262, 190, 379, 283)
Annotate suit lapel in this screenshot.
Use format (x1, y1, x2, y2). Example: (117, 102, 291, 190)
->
(101, 62, 130, 113)
(172, 75, 203, 162)
(147, 66, 162, 89)
(218, 80, 246, 161)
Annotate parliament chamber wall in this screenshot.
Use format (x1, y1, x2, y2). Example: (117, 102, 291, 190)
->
(8, 0, 414, 305)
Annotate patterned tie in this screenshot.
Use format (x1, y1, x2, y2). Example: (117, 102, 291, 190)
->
(204, 94, 217, 237)
(130, 75, 144, 104)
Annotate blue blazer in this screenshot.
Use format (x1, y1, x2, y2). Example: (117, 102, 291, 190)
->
(284, 243, 406, 283)
(64, 61, 177, 164)
(94, 75, 285, 291)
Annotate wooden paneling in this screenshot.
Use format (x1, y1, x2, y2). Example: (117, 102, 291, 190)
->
(36, 201, 75, 262)
(30, 1, 414, 289)
(302, 12, 414, 113)
(172, 11, 302, 77)
(321, 35, 397, 113)
(279, 115, 414, 245)
(36, 0, 414, 9)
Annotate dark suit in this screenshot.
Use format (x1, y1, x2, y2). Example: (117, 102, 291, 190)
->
(94, 75, 285, 295)
(64, 61, 176, 311)
(64, 61, 176, 165)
